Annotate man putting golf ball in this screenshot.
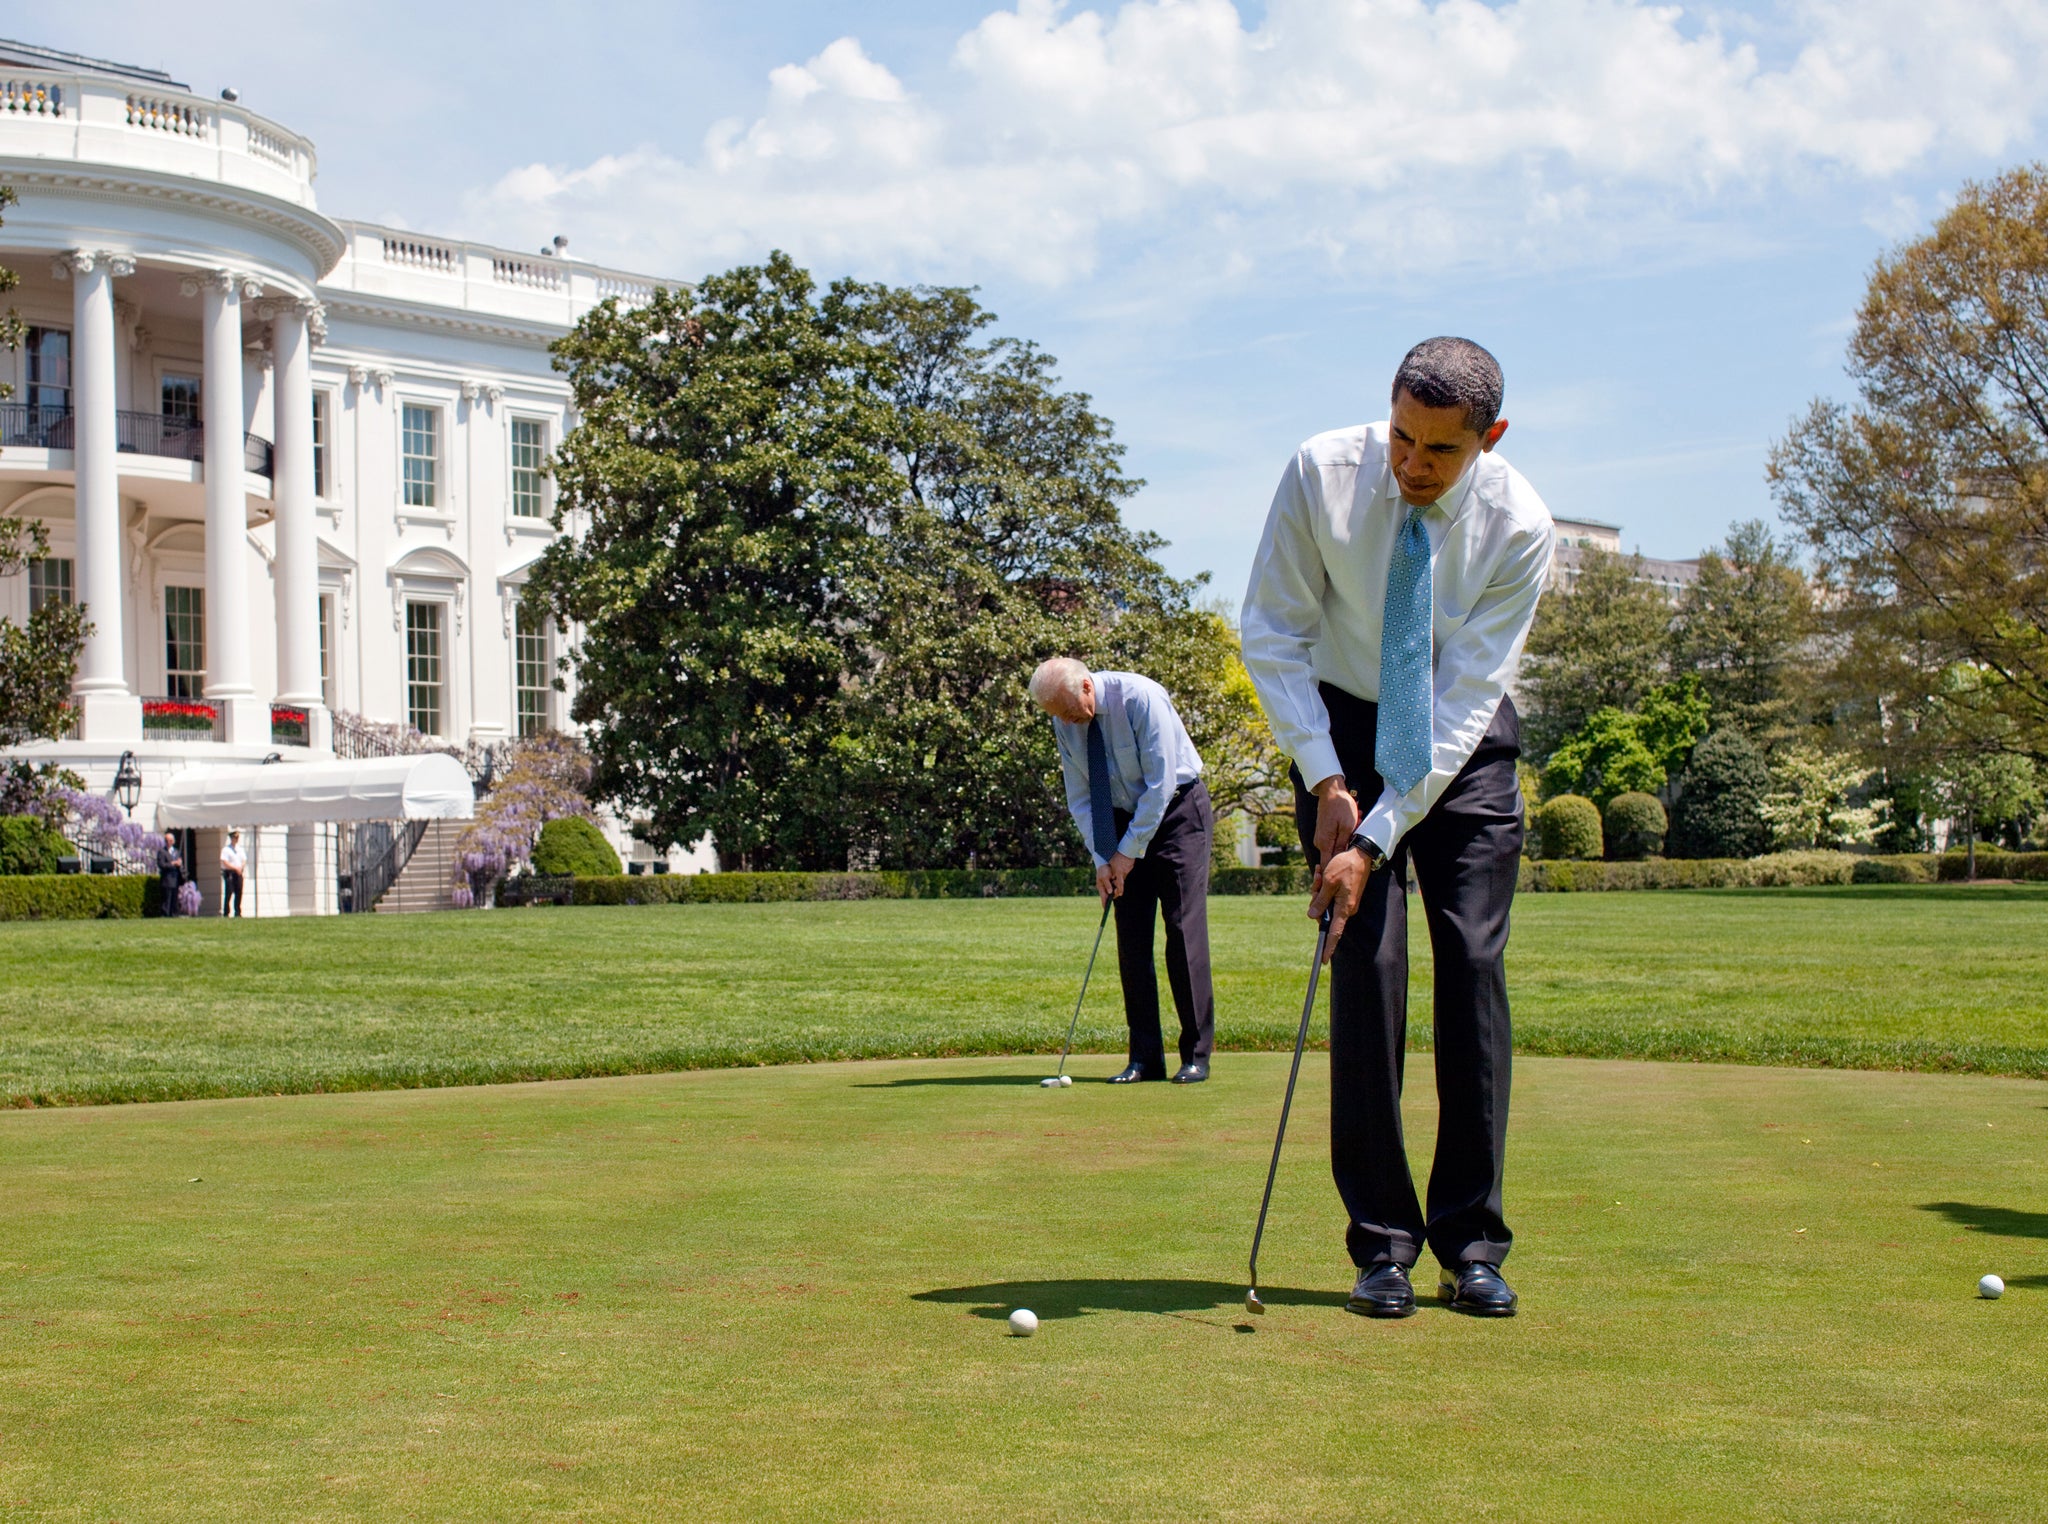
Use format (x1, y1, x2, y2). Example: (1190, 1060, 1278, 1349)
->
(1242, 337, 1554, 1319)
(1030, 659, 1217, 1086)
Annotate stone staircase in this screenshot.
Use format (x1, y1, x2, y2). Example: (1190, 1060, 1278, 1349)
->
(374, 820, 465, 913)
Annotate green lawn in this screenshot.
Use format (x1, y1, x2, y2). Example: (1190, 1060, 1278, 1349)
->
(2, 886, 2045, 1107)
(3, 1053, 2043, 1520)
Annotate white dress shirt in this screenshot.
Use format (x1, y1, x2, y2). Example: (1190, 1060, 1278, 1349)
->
(1241, 421, 1555, 856)
(220, 843, 247, 873)
(1050, 671, 1204, 866)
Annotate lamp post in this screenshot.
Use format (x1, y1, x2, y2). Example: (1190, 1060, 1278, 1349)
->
(113, 750, 141, 817)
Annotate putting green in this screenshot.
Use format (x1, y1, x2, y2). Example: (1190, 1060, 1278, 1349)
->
(3, 1054, 2043, 1520)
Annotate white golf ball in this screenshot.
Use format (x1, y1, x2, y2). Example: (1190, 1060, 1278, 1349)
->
(1979, 1274, 2005, 1299)
(1059, 1075, 1073, 1088)
(1008, 1308, 1039, 1336)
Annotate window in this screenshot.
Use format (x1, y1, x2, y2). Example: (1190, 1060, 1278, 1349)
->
(405, 600, 443, 735)
(25, 328, 69, 417)
(312, 391, 331, 498)
(514, 604, 550, 737)
(160, 374, 202, 424)
(318, 594, 335, 709)
(28, 557, 73, 615)
(510, 417, 548, 519)
(401, 404, 439, 509)
(164, 585, 205, 698)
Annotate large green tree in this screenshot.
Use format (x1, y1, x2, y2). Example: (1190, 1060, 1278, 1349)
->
(1668, 520, 1814, 745)
(1771, 163, 2048, 762)
(1518, 548, 1674, 761)
(532, 258, 1218, 870)
(0, 187, 89, 751)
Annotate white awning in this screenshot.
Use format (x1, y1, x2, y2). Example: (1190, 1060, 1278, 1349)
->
(157, 754, 477, 827)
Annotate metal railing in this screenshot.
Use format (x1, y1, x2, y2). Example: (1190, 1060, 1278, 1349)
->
(338, 819, 428, 913)
(0, 403, 272, 476)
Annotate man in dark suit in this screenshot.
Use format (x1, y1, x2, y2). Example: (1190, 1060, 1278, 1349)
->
(1031, 657, 1217, 1085)
(158, 830, 185, 918)
(1241, 338, 1555, 1318)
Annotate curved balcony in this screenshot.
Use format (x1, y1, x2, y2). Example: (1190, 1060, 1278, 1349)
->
(0, 402, 272, 477)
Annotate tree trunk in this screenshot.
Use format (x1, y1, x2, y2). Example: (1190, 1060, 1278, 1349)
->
(1966, 808, 1977, 882)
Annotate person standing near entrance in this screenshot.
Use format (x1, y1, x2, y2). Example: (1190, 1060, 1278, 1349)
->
(220, 829, 246, 918)
(1241, 337, 1554, 1318)
(158, 830, 186, 919)
(1030, 658, 1217, 1084)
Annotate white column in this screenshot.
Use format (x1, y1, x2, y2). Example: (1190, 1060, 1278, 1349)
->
(191, 268, 267, 743)
(66, 250, 141, 741)
(269, 298, 329, 749)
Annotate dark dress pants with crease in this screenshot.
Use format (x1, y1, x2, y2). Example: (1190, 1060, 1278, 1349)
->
(1112, 780, 1217, 1076)
(1293, 683, 1523, 1270)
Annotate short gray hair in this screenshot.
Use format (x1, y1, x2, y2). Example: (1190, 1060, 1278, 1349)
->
(1392, 337, 1504, 435)
(1028, 656, 1091, 708)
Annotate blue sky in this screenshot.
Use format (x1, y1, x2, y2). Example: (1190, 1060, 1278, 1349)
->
(36, 0, 2048, 595)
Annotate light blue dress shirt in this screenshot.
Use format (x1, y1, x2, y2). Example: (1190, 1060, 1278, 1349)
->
(1051, 670, 1205, 866)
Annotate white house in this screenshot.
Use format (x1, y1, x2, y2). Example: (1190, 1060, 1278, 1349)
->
(0, 38, 687, 912)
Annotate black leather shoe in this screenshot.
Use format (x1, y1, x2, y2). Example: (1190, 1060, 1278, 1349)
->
(1170, 1062, 1208, 1084)
(1439, 1260, 1518, 1316)
(1346, 1262, 1416, 1318)
(1106, 1064, 1163, 1084)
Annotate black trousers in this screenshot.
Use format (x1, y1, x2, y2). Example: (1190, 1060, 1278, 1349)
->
(1293, 684, 1523, 1270)
(159, 872, 180, 917)
(222, 869, 244, 917)
(1112, 780, 1217, 1075)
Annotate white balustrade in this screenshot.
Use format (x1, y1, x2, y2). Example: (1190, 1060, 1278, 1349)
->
(491, 256, 563, 292)
(596, 275, 655, 305)
(125, 93, 206, 137)
(1, 78, 63, 116)
(380, 235, 458, 275)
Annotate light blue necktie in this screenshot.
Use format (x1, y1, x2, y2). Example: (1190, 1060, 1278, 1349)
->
(1375, 507, 1434, 796)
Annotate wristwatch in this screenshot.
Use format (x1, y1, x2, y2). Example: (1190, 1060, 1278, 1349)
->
(1348, 828, 1387, 870)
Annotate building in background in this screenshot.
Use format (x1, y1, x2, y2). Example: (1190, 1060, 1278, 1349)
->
(0, 39, 699, 911)
(1549, 515, 1699, 601)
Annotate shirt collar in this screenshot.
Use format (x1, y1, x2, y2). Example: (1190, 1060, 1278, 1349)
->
(1379, 453, 1481, 525)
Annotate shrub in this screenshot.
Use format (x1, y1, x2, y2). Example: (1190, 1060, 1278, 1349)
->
(0, 815, 68, 875)
(0, 875, 153, 920)
(1538, 795, 1603, 860)
(530, 816, 622, 877)
(1603, 792, 1667, 860)
(1668, 727, 1771, 859)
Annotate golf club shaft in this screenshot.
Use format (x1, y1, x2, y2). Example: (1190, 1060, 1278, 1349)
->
(1055, 898, 1115, 1079)
(1248, 909, 1334, 1292)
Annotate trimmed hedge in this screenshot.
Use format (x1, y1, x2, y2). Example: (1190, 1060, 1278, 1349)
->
(531, 816, 623, 878)
(1538, 795, 1603, 860)
(571, 867, 1098, 906)
(1603, 792, 1667, 861)
(0, 875, 155, 920)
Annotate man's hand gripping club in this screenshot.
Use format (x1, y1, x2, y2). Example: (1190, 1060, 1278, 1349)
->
(1307, 775, 1375, 963)
(1095, 852, 1136, 905)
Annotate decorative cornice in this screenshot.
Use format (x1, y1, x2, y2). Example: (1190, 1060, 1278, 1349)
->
(316, 292, 570, 346)
(460, 379, 481, 402)
(0, 161, 347, 278)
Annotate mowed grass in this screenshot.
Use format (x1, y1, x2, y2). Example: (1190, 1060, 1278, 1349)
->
(3, 1054, 2044, 1520)
(2, 886, 2046, 1106)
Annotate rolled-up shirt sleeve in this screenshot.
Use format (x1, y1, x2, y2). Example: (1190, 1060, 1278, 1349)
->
(1115, 694, 1174, 861)
(1241, 451, 1344, 790)
(1359, 519, 1555, 857)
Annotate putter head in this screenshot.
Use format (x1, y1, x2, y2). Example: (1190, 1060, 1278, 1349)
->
(1244, 1286, 1266, 1315)
(1039, 1077, 1058, 1088)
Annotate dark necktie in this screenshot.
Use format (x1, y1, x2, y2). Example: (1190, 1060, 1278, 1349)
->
(1086, 716, 1120, 861)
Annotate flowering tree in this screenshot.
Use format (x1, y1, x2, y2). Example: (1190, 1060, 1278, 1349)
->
(1760, 743, 1888, 850)
(42, 786, 162, 871)
(450, 732, 597, 906)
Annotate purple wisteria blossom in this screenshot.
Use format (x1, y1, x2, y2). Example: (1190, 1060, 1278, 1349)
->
(49, 787, 164, 870)
(448, 732, 599, 907)
(177, 880, 202, 916)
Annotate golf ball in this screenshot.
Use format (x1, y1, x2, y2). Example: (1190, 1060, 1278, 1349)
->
(1059, 1075, 1073, 1088)
(1009, 1308, 1039, 1336)
(1979, 1274, 2005, 1300)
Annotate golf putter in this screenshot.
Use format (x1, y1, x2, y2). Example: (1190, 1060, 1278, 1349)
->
(1245, 906, 1335, 1314)
(1043, 897, 1114, 1087)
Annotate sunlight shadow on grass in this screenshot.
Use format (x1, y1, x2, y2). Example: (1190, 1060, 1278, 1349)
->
(914, 1278, 1349, 1320)
(1920, 1202, 2048, 1240)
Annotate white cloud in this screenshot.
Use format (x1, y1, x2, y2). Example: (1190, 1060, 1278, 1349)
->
(461, 0, 2048, 285)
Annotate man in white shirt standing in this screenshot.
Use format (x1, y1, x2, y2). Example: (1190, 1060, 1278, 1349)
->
(1031, 659, 1216, 1084)
(1241, 337, 1554, 1319)
(219, 829, 247, 918)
